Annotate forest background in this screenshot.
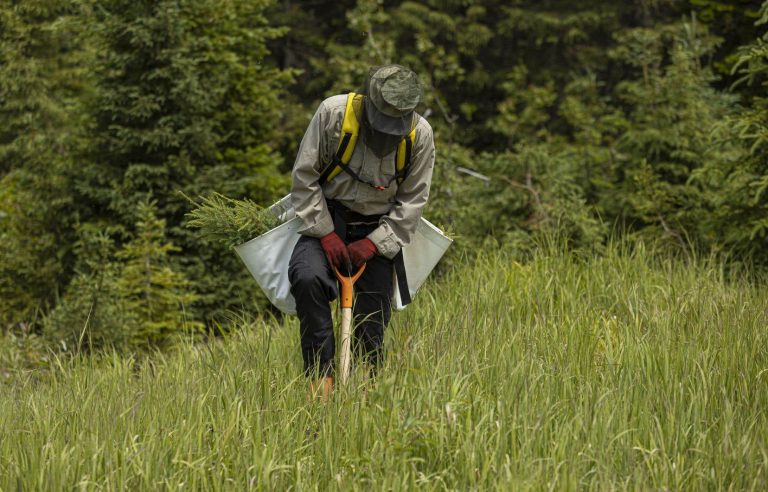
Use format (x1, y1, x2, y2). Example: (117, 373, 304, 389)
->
(2, 0, 768, 362)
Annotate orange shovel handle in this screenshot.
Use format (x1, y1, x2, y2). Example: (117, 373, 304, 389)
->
(334, 265, 366, 309)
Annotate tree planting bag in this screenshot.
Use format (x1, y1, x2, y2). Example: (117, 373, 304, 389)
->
(234, 195, 452, 315)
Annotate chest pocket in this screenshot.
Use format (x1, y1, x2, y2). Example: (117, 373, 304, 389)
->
(352, 145, 399, 202)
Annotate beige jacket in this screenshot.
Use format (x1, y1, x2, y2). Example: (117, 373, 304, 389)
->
(290, 94, 435, 259)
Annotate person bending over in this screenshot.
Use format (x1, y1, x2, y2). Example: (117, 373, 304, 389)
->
(289, 64, 435, 399)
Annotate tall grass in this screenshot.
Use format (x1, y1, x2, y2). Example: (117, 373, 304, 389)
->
(2, 243, 767, 490)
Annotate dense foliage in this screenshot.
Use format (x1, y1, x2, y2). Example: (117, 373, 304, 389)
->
(2, 0, 768, 353)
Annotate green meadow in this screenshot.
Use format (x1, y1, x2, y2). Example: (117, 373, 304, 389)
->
(3, 245, 767, 490)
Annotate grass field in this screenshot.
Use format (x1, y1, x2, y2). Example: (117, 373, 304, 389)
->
(2, 244, 768, 490)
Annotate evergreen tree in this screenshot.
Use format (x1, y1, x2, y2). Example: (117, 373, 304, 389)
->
(115, 201, 201, 349)
(45, 202, 201, 352)
(693, 1, 768, 263)
(43, 231, 134, 352)
(0, 0, 87, 176)
(0, 0, 90, 330)
(78, 0, 293, 322)
(689, 0, 763, 88)
(605, 20, 738, 248)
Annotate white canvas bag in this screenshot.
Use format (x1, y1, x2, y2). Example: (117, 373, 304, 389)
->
(234, 195, 452, 315)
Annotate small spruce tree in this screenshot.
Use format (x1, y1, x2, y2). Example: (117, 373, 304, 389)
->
(116, 201, 202, 349)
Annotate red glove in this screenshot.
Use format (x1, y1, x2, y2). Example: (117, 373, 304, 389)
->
(319, 232, 350, 270)
(348, 238, 378, 268)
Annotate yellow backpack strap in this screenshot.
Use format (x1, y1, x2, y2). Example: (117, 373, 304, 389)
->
(318, 92, 363, 186)
(395, 122, 418, 185)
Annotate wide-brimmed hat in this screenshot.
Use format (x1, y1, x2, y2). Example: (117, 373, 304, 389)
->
(365, 65, 421, 136)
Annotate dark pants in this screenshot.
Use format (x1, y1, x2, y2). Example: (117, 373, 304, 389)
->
(288, 232, 393, 378)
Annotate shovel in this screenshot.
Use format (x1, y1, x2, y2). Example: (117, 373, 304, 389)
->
(334, 264, 366, 386)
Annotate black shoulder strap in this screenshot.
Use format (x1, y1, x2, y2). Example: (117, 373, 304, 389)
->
(396, 136, 413, 185)
(394, 250, 411, 306)
(318, 133, 352, 186)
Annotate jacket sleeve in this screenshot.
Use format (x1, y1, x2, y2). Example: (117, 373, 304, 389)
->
(290, 102, 335, 238)
(367, 122, 436, 259)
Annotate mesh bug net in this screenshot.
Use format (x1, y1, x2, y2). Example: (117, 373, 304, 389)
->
(357, 65, 418, 157)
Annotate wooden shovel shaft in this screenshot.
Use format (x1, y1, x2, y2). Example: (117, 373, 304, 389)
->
(334, 265, 366, 385)
(338, 307, 353, 385)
